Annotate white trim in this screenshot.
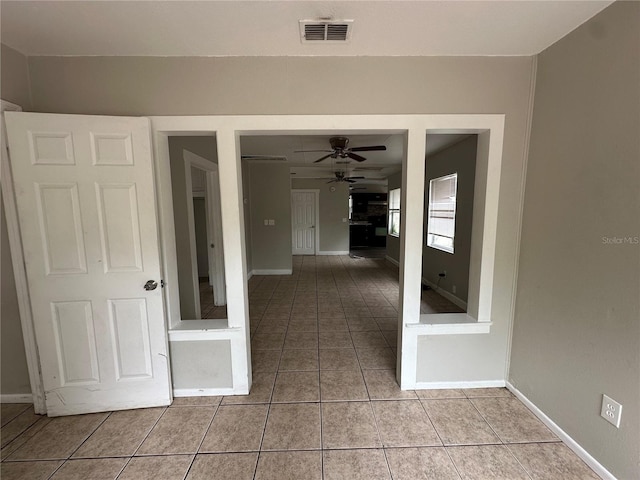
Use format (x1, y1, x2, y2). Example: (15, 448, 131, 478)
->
(317, 250, 349, 256)
(5, 113, 508, 409)
(183, 156, 202, 319)
(168, 323, 242, 342)
(385, 255, 399, 267)
(173, 388, 236, 397)
(505, 56, 538, 382)
(184, 150, 226, 308)
(421, 278, 467, 310)
(415, 380, 505, 390)
(411, 316, 492, 335)
(207, 169, 226, 305)
(247, 270, 254, 280)
(251, 269, 293, 275)
(507, 382, 616, 480)
(1, 101, 47, 415)
(0, 393, 33, 404)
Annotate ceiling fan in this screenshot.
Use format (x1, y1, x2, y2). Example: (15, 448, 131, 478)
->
(295, 136, 386, 163)
(327, 171, 365, 184)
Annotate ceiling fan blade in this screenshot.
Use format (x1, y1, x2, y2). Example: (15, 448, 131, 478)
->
(346, 178, 357, 183)
(350, 145, 387, 152)
(326, 179, 338, 184)
(314, 154, 334, 163)
(294, 149, 333, 153)
(347, 152, 367, 162)
(346, 176, 365, 180)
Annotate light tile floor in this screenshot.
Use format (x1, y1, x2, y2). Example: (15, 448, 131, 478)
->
(1, 256, 599, 479)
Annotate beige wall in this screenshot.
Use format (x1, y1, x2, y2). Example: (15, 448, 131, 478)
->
(1, 44, 32, 396)
(1, 44, 31, 110)
(292, 179, 349, 253)
(510, 2, 640, 478)
(247, 163, 292, 273)
(423, 136, 477, 303)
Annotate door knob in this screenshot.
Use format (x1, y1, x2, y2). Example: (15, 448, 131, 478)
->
(144, 280, 158, 291)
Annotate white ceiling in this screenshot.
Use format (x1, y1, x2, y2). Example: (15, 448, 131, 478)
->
(240, 133, 471, 188)
(1, 1, 612, 57)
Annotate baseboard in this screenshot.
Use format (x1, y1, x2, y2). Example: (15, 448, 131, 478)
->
(247, 270, 253, 280)
(0, 393, 33, 404)
(251, 269, 293, 275)
(317, 251, 349, 256)
(506, 382, 615, 480)
(173, 388, 237, 397)
(385, 255, 399, 267)
(414, 380, 505, 390)
(422, 277, 468, 310)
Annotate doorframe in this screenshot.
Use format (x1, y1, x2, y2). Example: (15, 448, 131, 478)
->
(8, 114, 506, 407)
(184, 150, 226, 311)
(291, 189, 320, 255)
(0, 100, 47, 412)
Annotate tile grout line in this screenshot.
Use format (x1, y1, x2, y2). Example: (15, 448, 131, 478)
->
(112, 405, 171, 478)
(314, 262, 326, 479)
(183, 400, 223, 480)
(251, 272, 292, 480)
(466, 396, 508, 445)
(40, 411, 115, 480)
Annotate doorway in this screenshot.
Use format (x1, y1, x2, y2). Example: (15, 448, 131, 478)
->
(164, 137, 228, 322)
(291, 190, 319, 255)
(7, 114, 506, 415)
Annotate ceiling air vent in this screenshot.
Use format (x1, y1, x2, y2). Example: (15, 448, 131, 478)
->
(300, 20, 353, 43)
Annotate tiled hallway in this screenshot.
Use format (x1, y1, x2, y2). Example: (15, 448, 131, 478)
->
(1, 256, 598, 479)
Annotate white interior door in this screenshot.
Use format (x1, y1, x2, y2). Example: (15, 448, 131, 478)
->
(5, 112, 171, 416)
(292, 191, 317, 255)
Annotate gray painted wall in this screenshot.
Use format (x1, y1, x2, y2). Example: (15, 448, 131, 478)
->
(1, 44, 31, 110)
(1, 18, 634, 474)
(1, 193, 31, 395)
(423, 136, 477, 303)
(1, 44, 32, 396)
(169, 340, 233, 390)
(510, 3, 640, 478)
(247, 163, 292, 272)
(292, 179, 349, 253)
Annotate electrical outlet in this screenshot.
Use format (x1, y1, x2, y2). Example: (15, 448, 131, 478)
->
(601, 394, 622, 428)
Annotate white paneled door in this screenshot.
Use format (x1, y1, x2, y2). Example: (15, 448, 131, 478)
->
(5, 113, 171, 416)
(291, 191, 317, 255)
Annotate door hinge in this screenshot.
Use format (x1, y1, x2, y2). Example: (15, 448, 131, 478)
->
(161, 279, 165, 288)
